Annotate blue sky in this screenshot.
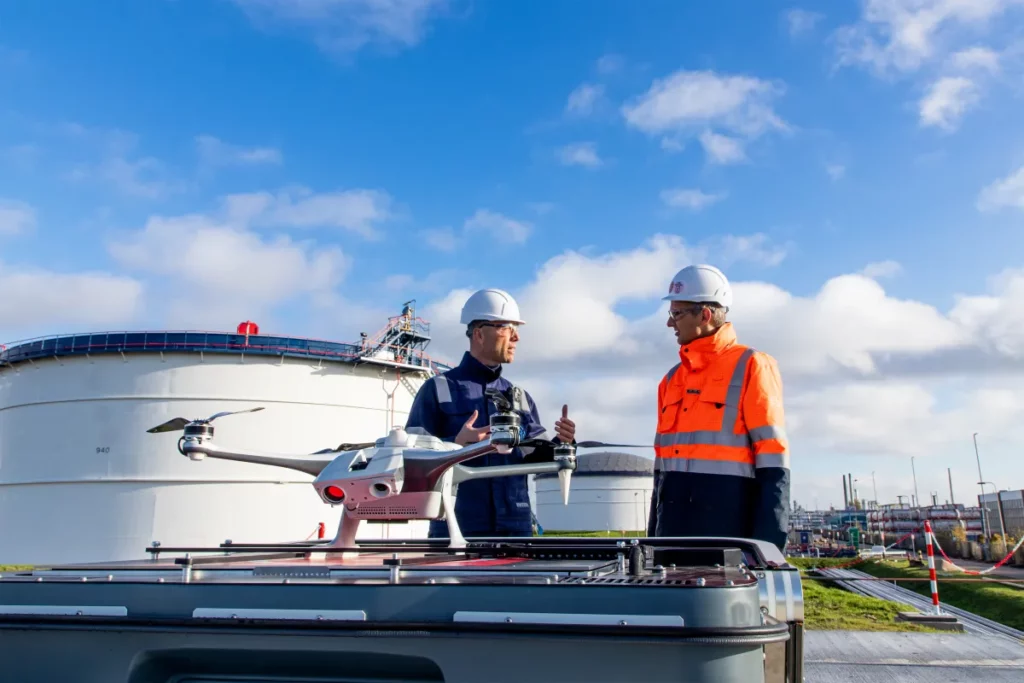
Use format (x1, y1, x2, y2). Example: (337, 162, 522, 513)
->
(4, 0, 1024, 512)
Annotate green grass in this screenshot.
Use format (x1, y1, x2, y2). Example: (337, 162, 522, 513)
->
(0, 566, 30, 571)
(801, 576, 937, 632)
(855, 559, 1024, 631)
(787, 557, 862, 570)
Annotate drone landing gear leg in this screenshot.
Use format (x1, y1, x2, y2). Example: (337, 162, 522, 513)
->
(440, 469, 466, 550)
(309, 508, 360, 560)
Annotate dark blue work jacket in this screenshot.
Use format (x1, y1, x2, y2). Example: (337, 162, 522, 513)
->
(405, 352, 549, 538)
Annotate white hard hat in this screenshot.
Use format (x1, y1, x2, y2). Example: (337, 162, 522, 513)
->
(460, 288, 526, 325)
(663, 264, 732, 308)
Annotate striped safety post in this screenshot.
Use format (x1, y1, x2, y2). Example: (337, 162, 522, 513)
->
(924, 520, 942, 615)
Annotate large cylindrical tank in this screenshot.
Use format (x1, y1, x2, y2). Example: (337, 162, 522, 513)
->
(534, 452, 653, 532)
(0, 327, 444, 565)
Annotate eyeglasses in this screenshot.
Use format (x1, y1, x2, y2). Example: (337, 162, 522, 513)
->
(479, 322, 520, 332)
(667, 305, 702, 321)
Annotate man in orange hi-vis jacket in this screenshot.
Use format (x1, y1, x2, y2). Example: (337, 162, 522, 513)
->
(647, 264, 790, 551)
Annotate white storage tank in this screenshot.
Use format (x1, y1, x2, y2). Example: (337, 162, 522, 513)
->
(0, 313, 447, 565)
(534, 452, 653, 533)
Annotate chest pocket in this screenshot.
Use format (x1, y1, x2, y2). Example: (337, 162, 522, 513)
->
(658, 372, 733, 433)
(657, 383, 686, 432)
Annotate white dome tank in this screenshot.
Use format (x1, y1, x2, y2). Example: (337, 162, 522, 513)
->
(0, 312, 447, 565)
(534, 452, 653, 533)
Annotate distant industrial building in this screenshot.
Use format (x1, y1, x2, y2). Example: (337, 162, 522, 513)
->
(979, 489, 1024, 538)
(534, 452, 653, 532)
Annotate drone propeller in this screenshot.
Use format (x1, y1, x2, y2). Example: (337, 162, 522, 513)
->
(145, 406, 265, 434)
(334, 441, 376, 451)
(520, 437, 649, 450)
(485, 388, 513, 412)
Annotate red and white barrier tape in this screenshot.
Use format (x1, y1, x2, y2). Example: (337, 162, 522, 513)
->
(927, 528, 1024, 575)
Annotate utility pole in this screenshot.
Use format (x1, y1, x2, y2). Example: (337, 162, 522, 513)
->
(974, 433, 989, 538)
(911, 456, 920, 509)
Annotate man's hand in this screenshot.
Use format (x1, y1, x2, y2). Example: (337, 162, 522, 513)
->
(454, 410, 491, 445)
(554, 404, 576, 443)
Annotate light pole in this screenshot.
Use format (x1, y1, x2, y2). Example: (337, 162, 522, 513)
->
(979, 481, 1005, 542)
(911, 456, 919, 508)
(973, 433, 989, 538)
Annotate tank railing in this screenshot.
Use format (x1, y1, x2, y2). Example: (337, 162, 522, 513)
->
(360, 316, 432, 351)
(0, 330, 451, 373)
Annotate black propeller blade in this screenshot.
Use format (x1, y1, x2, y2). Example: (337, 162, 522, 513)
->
(146, 417, 191, 434)
(519, 438, 649, 450)
(334, 441, 376, 451)
(145, 406, 265, 434)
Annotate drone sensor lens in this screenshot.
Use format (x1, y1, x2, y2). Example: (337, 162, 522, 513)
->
(324, 485, 346, 503)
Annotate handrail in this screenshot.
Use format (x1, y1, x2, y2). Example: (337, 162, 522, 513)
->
(0, 330, 451, 373)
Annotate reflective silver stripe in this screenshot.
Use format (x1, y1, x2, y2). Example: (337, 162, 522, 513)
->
(655, 430, 748, 448)
(720, 347, 755, 435)
(749, 424, 787, 444)
(653, 457, 754, 478)
(756, 452, 790, 469)
(433, 374, 452, 403)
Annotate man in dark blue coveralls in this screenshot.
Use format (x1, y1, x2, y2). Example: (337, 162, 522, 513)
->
(405, 288, 576, 538)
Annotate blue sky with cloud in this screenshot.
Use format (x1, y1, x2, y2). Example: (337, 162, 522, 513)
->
(4, 0, 1024, 512)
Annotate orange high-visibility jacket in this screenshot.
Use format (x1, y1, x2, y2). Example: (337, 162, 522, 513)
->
(647, 323, 790, 549)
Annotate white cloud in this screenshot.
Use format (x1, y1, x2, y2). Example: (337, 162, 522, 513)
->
(785, 8, 823, 36)
(108, 210, 348, 329)
(196, 135, 282, 166)
(715, 233, 789, 267)
(699, 129, 747, 165)
(948, 45, 1001, 73)
(557, 142, 603, 168)
(0, 199, 36, 236)
(834, 0, 1023, 76)
(834, 1, 1020, 132)
(622, 69, 787, 164)
(52, 123, 184, 199)
(623, 69, 787, 137)
(231, 0, 449, 56)
(659, 188, 725, 211)
(67, 155, 182, 200)
(977, 165, 1024, 211)
(0, 261, 143, 336)
(421, 226, 459, 251)
(463, 209, 532, 245)
(565, 83, 605, 116)
(225, 187, 394, 238)
(950, 268, 1024, 358)
(919, 75, 980, 130)
(860, 260, 903, 278)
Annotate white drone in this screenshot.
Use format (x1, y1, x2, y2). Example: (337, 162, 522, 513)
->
(146, 390, 639, 551)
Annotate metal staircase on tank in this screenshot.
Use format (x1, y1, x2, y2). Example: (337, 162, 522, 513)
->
(357, 300, 436, 370)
